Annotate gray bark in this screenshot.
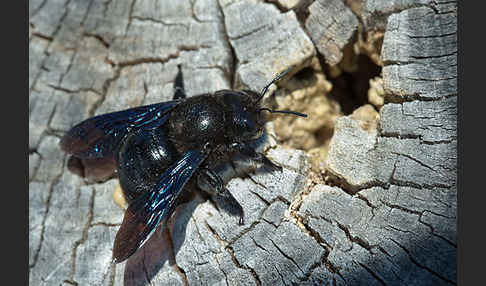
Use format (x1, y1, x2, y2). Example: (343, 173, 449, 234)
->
(29, 0, 456, 285)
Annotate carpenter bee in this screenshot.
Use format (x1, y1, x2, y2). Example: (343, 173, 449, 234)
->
(60, 65, 307, 263)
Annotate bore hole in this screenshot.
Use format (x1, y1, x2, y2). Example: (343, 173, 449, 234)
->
(293, 66, 315, 81)
(327, 54, 381, 115)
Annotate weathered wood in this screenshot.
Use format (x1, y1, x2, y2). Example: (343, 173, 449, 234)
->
(382, 6, 457, 100)
(305, 0, 358, 66)
(29, 0, 456, 285)
(318, 2, 457, 285)
(220, 0, 315, 90)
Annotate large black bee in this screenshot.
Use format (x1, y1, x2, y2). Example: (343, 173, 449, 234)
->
(60, 65, 307, 263)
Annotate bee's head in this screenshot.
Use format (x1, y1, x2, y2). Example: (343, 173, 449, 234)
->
(222, 68, 307, 142)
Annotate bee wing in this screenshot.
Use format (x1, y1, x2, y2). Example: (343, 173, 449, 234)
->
(112, 148, 208, 263)
(60, 101, 180, 159)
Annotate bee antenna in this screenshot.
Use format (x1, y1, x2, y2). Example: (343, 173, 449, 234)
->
(257, 67, 293, 102)
(260, 107, 307, 118)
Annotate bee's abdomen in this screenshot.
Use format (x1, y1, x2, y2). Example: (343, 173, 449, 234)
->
(117, 127, 178, 203)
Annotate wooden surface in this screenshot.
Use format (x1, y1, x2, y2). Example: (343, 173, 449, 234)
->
(29, 0, 457, 285)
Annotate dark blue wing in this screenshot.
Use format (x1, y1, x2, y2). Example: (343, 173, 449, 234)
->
(112, 148, 208, 263)
(60, 100, 180, 159)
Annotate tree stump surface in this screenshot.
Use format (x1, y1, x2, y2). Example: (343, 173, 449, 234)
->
(29, 0, 457, 285)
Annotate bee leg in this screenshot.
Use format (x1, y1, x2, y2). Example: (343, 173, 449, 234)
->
(198, 167, 225, 193)
(197, 167, 245, 225)
(237, 145, 283, 173)
(173, 64, 186, 100)
(213, 187, 245, 225)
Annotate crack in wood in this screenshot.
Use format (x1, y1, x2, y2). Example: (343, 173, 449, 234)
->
(216, 0, 237, 88)
(293, 212, 333, 253)
(124, 0, 137, 35)
(324, 168, 391, 194)
(381, 201, 422, 216)
(225, 246, 262, 286)
(214, 254, 230, 286)
(29, 0, 49, 19)
(389, 177, 451, 190)
(102, 0, 113, 20)
(31, 32, 54, 42)
(29, 156, 66, 270)
(228, 23, 271, 42)
(189, 0, 218, 24)
(70, 187, 95, 281)
(379, 130, 455, 146)
(357, 262, 387, 286)
(390, 238, 456, 285)
(29, 0, 73, 95)
(273, 264, 288, 286)
(47, 84, 102, 96)
(337, 223, 375, 253)
(131, 15, 189, 28)
(392, 152, 437, 173)
(62, 279, 79, 286)
(250, 236, 269, 254)
(88, 65, 122, 117)
(268, 237, 305, 276)
(29, 151, 43, 183)
(418, 213, 456, 248)
(322, 248, 345, 282)
(79, 0, 95, 27)
(403, 75, 457, 82)
(89, 222, 122, 227)
(83, 32, 111, 49)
